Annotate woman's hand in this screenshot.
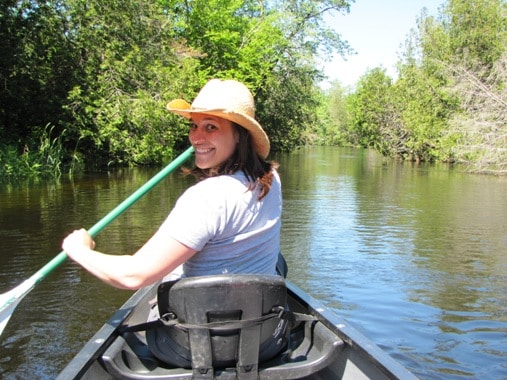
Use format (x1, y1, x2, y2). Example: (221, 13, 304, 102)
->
(62, 228, 96, 259)
(60, 227, 196, 289)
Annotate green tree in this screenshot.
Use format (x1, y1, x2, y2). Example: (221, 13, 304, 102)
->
(445, 0, 507, 70)
(259, 0, 353, 151)
(159, 0, 354, 153)
(256, 63, 321, 151)
(345, 68, 396, 153)
(316, 81, 349, 146)
(2, 0, 354, 174)
(393, 62, 455, 162)
(63, 0, 199, 166)
(0, 0, 75, 146)
(407, 0, 506, 168)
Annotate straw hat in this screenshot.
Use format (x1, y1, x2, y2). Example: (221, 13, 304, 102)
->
(167, 79, 270, 158)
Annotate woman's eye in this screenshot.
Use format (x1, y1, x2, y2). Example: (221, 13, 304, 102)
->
(189, 122, 218, 132)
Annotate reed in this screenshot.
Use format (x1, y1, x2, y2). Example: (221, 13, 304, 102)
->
(0, 125, 66, 181)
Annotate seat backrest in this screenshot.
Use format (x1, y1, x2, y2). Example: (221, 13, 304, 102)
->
(146, 274, 287, 375)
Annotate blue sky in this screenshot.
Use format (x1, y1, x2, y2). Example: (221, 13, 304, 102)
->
(321, 0, 445, 88)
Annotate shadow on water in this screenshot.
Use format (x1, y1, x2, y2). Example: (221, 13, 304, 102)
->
(276, 147, 507, 379)
(0, 146, 506, 379)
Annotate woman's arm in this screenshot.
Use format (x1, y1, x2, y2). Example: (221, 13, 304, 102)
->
(62, 228, 197, 290)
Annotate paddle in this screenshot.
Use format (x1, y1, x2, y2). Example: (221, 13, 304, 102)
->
(0, 146, 194, 336)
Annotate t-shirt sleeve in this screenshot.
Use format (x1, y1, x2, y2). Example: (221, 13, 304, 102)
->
(158, 183, 222, 251)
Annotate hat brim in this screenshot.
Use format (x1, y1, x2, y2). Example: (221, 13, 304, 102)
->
(167, 100, 270, 159)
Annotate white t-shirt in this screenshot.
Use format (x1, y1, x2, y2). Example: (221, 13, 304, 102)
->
(159, 170, 282, 277)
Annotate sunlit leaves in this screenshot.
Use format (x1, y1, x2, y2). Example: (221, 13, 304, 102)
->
(327, 0, 506, 173)
(1, 0, 353, 172)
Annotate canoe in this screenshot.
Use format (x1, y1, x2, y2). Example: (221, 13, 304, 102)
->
(58, 274, 417, 379)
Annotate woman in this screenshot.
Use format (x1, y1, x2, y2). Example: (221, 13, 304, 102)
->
(62, 79, 282, 290)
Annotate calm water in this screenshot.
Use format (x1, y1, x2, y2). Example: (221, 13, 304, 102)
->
(0, 147, 506, 379)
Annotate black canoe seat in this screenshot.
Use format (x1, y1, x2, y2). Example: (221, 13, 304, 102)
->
(101, 274, 344, 379)
(148, 274, 289, 375)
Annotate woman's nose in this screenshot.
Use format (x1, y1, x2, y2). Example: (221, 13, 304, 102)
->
(189, 128, 205, 144)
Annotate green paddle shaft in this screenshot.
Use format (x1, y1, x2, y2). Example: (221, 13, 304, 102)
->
(33, 146, 194, 285)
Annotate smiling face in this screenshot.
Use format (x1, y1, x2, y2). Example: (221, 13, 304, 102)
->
(188, 114, 239, 170)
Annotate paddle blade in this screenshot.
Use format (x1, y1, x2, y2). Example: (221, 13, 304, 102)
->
(0, 279, 35, 336)
(0, 306, 14, 336)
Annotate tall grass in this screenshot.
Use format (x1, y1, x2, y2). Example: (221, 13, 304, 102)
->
(0, 125, 73, 181)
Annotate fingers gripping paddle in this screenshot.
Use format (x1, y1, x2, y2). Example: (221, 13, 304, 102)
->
(0, 147, 194, 336)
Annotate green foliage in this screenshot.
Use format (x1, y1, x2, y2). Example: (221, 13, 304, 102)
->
(256, 64, 321, 152)
(410, 0, 506, 168)
(325, 82, 349, 145)
(345, 68, 396, 152)
(253, 0, 353, 152)
(11, 0, 507, 177)
(342, 24, 459, 162)
(302, 85, 345, 146)
(393, 62, 458, 162)
(445, 0, 507, 69)
(0, 0, 76, 144)
(0, 125, 66, 181)
(161, 0, 271, 83)
(63, 0, 201, 167)
(326, 0, 506, 173)
(1, 0, 353, 177)
(158, 0, 353, 153)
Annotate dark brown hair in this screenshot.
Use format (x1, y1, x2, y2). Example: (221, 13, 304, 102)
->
(183, 123, 278, 200)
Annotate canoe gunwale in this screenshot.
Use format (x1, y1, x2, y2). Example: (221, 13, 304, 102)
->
(57, 285, 153, 379)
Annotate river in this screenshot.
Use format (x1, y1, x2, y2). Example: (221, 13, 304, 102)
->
(0, 146, 506, 379)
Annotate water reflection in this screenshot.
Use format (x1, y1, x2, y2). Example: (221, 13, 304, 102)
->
(0, 147, 506, 379)
(0, 169, 194, 378)
(275, 147, 507, 379)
